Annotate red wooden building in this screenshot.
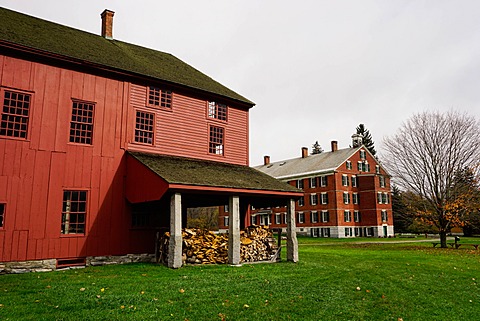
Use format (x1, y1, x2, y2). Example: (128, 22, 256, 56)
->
(219, 135, 394, 238)
(0, 7, 302, 272)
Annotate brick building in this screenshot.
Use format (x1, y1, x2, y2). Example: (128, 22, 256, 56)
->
(220, 135, 394, 238)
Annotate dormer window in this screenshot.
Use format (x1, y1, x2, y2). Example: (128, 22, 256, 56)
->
(207, 101, 227, 121)
(148, 86, 172, 109)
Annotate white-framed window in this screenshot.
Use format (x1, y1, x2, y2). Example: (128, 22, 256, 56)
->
(224, 205, 229, 212)
(321, 228, 330, 237)
(379, 176, 385, 188)
(353, 193, 359, 204)
(321, 193, 328, 204)
(296, 179, 304, 189)
(360, 150, 366, 160)
(298, 197, 304, 207)
(351, 176, 357, 187)
(319, 176, 327, 187)
(251, 215, 256, 225)
(311, 228, 319, 237)
(354, 210, 361, 222)
(224, 216, 229, 227)
(345, 227, 353, 237)
(310, 193, 318, 206)
(275, 214, 281, 224)
(382, 193, 389, 204)
(297, 212, 305, 224)
(283, 213, 287, 224)
(376, 165, 380, 174)
(377, 192, 383, 204)
(346, 160, 352, 170)
(365, 162, 370, 172)
(311, 211, 318, 223)
(381, 210, 388, 222)
(343, 192, 350, 204)
(310, 177, 317, 188)
(342, 174, 349, 186)
(321, 210, 329, 222)
(344, 210, 351, 222)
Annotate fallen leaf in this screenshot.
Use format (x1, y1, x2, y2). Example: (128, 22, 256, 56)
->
(356, 287, 361, 291)
(179, 289, 185, 294)
(140, 291, 145, 295)
(120, 305, 125, 309)
(101, 288, 105, 292)
(80, 288, 86, 292)
(366, 290, 371, 293)
(46, 285, 51, 289)
(96, 295, 101, 299)
(398, 318, 403, 321)
(381, 294, 386, 299)
(243, 304, 250, 308)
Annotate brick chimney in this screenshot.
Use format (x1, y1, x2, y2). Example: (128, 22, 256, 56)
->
(301, 147, 308, 158)
(101, 9, 115, 39)
(331, 141, 338, 152)
(264, 155, 270, 165)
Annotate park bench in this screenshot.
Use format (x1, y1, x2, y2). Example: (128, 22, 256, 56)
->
(432, 242, 479, 250)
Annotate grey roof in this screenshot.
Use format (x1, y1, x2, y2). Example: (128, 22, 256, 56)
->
(128, 152, 302, 194)
(255, 147, 362, 180)
(0, 7, 253, 106)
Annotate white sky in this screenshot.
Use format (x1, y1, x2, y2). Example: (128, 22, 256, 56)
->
(2, 0, 479, 165)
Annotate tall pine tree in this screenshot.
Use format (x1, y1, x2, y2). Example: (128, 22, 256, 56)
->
(356, 123, 376, 156)
(311, 141, 323, 155)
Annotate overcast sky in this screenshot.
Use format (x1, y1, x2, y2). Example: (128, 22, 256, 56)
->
(2, 0, 479, 165)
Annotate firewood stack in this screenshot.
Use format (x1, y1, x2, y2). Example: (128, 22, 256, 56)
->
(157, 226, 279, 265)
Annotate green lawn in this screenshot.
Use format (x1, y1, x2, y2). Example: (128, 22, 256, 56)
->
(1, 239, 479, 320)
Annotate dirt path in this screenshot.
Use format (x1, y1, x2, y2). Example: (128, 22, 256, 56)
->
(298, 237, 454, 246)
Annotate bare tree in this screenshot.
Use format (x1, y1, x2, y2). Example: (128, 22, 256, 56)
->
(383, 111, 480, 247)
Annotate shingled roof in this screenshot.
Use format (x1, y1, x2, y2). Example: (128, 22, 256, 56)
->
(0, 7, 253, 106)
(128, 152, 301, 193)
(255, 147, 362, 180)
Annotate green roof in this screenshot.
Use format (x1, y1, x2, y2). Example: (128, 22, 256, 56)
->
(128, 152, 301, 194)
(0, 7, 253, 105)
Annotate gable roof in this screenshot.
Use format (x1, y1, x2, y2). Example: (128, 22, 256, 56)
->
(255, 147, 362, 180)
(0, 7, 253, 106)
(128, 152, 301, 194)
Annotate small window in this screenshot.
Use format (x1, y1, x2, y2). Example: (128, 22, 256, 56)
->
(342, 175, 349, 186)
(354, 210, 361, 222)
(344, 210, 351, 223)
(321, 193, 328, 204)
(382, 193, 389, 204)
(296, 179, 304, 189)
(345, 227, 352, 237)
(69, 100, 95, 145)
(379, 176, 386, 188)
(346, 161, 352, 170)
(224, 216, 229, 227)
(351, 176, 357, 187)
(310, 194, 318, 206)
(0, 203, 5, 228)
(321, 210, 329, 222)
(321, 228, 330, 237)
(61, 190, 87, 235)
(298, 196, 304, 207)
(343, 192, 350, 204)
(275, 214, 281, 224)
(251, 215, 256, 225)
(360, 150, 366, 160)
(209, 125, 224, 155)
(381, 210, 388, 222)
(377, 192, 383, 204)
(148, 86, 172, 109)
(135, 110, 154, 144)
(375, 165, 380, 174)
(319, 176, 328, 187)
(224, 205, 229, 213)
(131, 204, 150, 227)
(310, 177, 317, 188)
(0, 89, 31, 139)
(207, 101, 227, 121)
(297, 212, 305, 224)
(311, 211, 318, 223)
(353, 193, 359, 204)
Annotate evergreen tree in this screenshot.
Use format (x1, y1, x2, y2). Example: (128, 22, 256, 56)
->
(311, 141, 323, 155)
(356, 123, 376, 156)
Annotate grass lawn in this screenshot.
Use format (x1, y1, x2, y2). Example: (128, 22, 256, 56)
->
(0, 239, 479, 320)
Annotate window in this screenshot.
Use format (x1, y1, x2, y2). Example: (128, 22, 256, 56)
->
(311, 211, 318, 223)
(69, 100, 94, 145)
(251, 215, 256, 225)
(379, 176, 385, 188)
(207, 101, 227, 121)
(353, 193, 359, 204)
(321, 228, 330, 237)
(343, 192, 350, 204)
(148, 86, 172, 109)
(209, 125, 224, 155)
(284, 213, 287, 224)
(224, 216, 229, 227)
(354, 210, 361, 222)
(321, 193, 328, 204)
(310, 177, 317, 188)
(358, 161, 369, 172)
(360, 150, 366, 160)
(381, 210, 388, 222)
(351, 176, 357, 187)
(344, 210, 351, 222)
(310, 193, 318, 206)
(275, 214, 281, 224)
(135, 110, 154, 144)
(342, 175, 349, 186)
(319, 176, 327, 187)
(382, 193, 389, 204)
(346, 160, 352, 170)
(378, 192, 383, 204)
(298, 197, 304, 207)
(0, 203, 4, 228)
(321, 210, 329, 222)
(297, 212, 305, 224)
(376, 165, 380, 174)
(1, 90, 31, 139)
(311, 228, 319, 237)
(345, 227, 352, 237)
(224, 205, 229, 213)
(131, 203, 150, 227)
(61, 190, 87, 235)
(296, 179, 304, 189)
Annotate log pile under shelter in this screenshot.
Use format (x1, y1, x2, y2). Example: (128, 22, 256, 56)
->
(157, 226, 279, 265)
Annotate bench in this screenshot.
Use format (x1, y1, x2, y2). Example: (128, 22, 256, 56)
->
(455, 244, 479, 250)
(432, 243, 479, 250)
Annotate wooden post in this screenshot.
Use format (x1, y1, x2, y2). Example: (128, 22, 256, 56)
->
(168, 193, 183, 268)
(277, 228, 282, 261)
(228, 195, 241, 265)
(286, 199, 298, 262)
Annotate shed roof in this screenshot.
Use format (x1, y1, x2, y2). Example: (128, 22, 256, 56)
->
(0, 7, 253, 106)
(128, 152, 301, 194)
(255, 147, 362, 180)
